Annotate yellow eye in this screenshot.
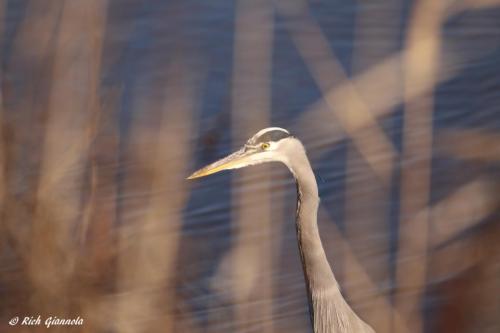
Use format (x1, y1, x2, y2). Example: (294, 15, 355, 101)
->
(261, 142, 270, 150)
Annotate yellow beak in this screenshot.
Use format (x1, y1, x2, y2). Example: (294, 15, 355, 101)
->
(187, 148, 251, 179)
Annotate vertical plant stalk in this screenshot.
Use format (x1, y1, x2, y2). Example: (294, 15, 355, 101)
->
(30, 0, 108, 320)
(226, 0, 275, 331)
(0, 0, 6, 226)
(394, 1, 447, 332)
(345, 1, 402, 331)
(114, 60, 198, 333)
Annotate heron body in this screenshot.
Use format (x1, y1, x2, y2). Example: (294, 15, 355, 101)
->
(188, 127, 375, 333)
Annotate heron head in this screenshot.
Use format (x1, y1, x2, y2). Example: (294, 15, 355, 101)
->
(187, 127, 295, 179)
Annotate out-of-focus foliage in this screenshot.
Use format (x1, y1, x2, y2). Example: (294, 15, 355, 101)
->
(0, 1, 499, 332)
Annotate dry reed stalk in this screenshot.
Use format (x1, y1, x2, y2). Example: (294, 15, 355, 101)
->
(217, 0, 275, 331)
(344, 147, 393, 331)
(0, 0, 5, 226)
(0, 5, 8, 330)
(75, 87, 122, 333)
(114, 61, 197, 333)
(437, 129, 500, 162)
(1, 1, 64, 260)
(344, 2, 403, 330)
(277, 0, 396, 186)
(295, 3, 500, 154)
(0, 4, 64, 331)
(428, 178, 497, 247)
(394, 1, 448, 332)
(79, 87, 122, 250)
(25, 3, 107, 331)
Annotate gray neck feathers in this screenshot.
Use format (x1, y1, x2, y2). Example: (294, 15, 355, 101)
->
(287, 140, 374, 333)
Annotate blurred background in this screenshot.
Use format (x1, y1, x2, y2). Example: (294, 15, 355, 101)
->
(0, 0, 499, 332)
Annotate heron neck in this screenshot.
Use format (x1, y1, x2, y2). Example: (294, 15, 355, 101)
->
(291, 151, 340, 324)
(285, 142, 374, 332)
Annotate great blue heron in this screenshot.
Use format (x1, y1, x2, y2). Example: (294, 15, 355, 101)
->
(188, 127, 375, 333)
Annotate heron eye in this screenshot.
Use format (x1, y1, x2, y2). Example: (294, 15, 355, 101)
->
(261, 142, 270, 150)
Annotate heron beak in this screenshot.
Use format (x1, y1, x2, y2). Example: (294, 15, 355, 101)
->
(187, 148, 253, 179)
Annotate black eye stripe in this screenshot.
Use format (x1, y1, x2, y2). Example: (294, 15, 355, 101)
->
(252, 130, 290, 144)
